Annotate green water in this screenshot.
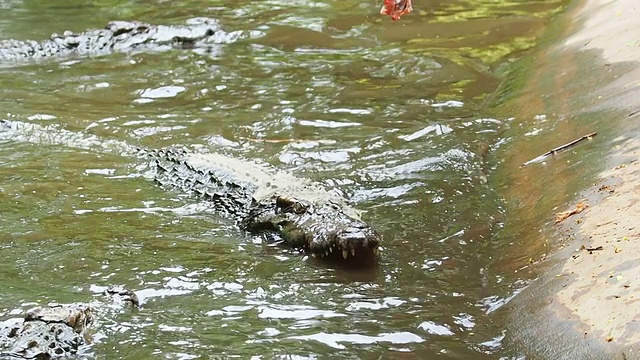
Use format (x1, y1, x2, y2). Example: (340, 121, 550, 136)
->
(0, 0, 570, 358)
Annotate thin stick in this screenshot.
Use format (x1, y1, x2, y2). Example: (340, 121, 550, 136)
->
(521, 132, 597, 167)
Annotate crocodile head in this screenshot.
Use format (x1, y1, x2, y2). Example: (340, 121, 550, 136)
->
(242, 195, 381, 265)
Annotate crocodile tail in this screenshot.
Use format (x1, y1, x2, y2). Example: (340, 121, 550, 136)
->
(0, 119, 139, 157)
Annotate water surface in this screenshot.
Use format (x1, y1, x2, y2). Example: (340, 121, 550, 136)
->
(0, 0, 569, 357)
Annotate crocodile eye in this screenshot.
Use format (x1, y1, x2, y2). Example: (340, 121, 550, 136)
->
(275, 196, 308, 214)
(276, 196, 294, 207)
(276, 196, 295, 209)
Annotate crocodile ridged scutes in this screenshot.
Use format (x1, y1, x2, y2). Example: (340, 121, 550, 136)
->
(151, 148, 257, 216)
(0, 286, 138, 359)
(0, 18, 244, 62)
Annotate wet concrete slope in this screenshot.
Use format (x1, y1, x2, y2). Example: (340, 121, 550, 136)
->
(502, 0, 640, 358)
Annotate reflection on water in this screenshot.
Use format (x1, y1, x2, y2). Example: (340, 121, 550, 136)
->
(0, 0, 568, 358)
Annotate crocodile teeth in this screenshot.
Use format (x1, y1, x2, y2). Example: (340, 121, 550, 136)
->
(342, 249, 348, 259)
(350, 248, 356, 257)
(325, 251, 329, 257)
(328, 247, 333, 253)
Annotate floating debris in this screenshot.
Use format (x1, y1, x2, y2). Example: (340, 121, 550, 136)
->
(380, 0, 413, 20)
(555, 202, 589, 223)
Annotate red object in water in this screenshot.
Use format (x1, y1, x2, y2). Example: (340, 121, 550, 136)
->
(380, 0, 413, 20)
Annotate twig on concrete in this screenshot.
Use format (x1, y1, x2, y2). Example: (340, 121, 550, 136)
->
(521, 132, 598, 167)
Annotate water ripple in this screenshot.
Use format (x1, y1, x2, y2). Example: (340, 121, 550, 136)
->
(289, 331, 425, 350)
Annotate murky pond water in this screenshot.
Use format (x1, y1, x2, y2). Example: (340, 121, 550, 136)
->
(0, 0, 570, 358)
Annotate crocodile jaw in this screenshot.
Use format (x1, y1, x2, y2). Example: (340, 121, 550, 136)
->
(242, 196, 382, 265)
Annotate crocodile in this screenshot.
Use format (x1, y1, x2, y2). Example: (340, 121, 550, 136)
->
(0, 286, 138, 359)
(0, 18, 245, 63)
(0, 120, 382, 266)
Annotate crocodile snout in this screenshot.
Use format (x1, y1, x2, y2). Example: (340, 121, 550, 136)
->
(332, 222, 381, 260)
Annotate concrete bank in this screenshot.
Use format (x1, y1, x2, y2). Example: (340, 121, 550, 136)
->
(502, 0, 640, 358)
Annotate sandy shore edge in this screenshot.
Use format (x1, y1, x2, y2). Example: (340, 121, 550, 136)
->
(506, 0, 640, 358)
